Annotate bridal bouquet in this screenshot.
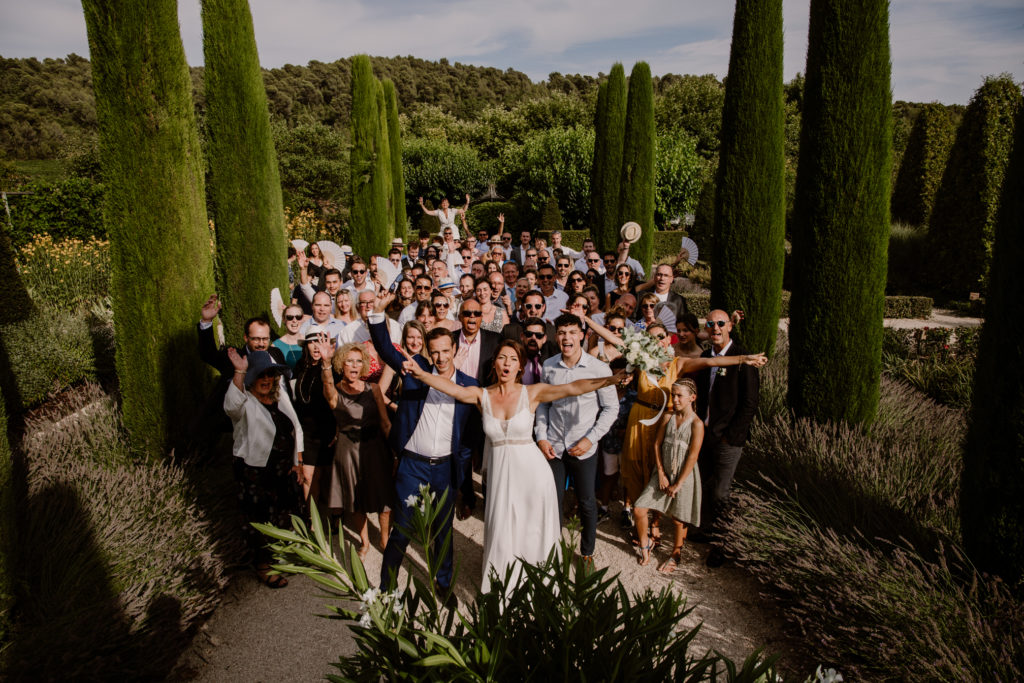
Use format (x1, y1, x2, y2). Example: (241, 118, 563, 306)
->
(617, 325, 673, 377)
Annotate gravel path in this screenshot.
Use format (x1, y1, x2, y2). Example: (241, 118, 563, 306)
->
(173, 479, 802, 682)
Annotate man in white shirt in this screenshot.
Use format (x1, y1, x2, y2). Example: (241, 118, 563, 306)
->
(343, 259, 377, 297)
(535, 313, 618, 564)
(573, 239, 599, 272)
(550, 230, 584, 264)
(299, 291, 346, 340)
(338, 290, 400, 345)
(536, 264, 568, 322)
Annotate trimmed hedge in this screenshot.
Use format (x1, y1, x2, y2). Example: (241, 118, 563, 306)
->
(677, 291, 931, 321)
(929, 75, 1022, 298)
(202, 0, 290, 345)
(891, 103, 957, 226)
(466, 201, 522, 236)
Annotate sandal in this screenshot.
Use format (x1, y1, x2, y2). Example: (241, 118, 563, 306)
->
(658, 552, 681, 574)
(637, 540, 654, 567)
(257, 565, 288, 589)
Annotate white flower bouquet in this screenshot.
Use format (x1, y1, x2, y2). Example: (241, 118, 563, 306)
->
(616, 325, 673, 377)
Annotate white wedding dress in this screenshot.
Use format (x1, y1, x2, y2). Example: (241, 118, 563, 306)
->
(479, 386, 561, 593)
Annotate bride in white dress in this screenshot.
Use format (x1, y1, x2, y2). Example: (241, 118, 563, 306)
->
(400, 339, 623, 592)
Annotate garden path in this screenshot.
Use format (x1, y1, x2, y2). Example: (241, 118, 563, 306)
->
(172, 482, 803, 681)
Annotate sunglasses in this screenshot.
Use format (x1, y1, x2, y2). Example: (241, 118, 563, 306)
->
(587, 258, 601, 263)
(351, 269, 366, 275)
(706, 320, 728, 328)
(527, 252, 538, 257)
(568, 277, 584, 283)
(524, 303, 543, 310)
(433, 301, 449, 308)
(617, 270, 631, 276)
(415, 285, 432, 290)
(523, 330, 546, 339)
(285, 314, 302, 321)
(557, 263, 570, 268)
(603, 258, 616, 263)
(607, 326, 624, 334)
(538, 274, 554, 280)
(641, 303, 656, 309)
(461, 311, 483, 318)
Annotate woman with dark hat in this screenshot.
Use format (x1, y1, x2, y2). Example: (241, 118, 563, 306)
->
(225, 348, 305, 588)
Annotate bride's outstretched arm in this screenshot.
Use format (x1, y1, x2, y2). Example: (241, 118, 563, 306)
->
(399, 352, 483, 405)
(530, 370, 626, 404)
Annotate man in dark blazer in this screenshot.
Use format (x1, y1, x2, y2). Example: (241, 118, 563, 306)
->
(509, 229, 533, 268)
(633, 262, 689, 326)
(369, 315, 480, 596)
(694, 308, 759, 567)
(452, 298, 502, 516)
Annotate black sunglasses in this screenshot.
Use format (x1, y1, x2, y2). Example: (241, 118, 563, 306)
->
(462, 311, 483, 318)
(607, 326, 624, 334)
(285, 314, 302, 321)
(705, 320, 728, 328)
(351, 269, 366, 275)
(523, 331, 546, 340)
(524, 303, 544, 310)
(538, 274, 554, 280)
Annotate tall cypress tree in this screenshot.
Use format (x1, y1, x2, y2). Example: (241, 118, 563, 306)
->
(375, 79, 395, 250)
(590, 80, 608, 243)
(350, 55, 390, 257)
(202, 0, 289, 344)
(382, 79, 407, 242)
(961, 105, 1024, 583)
(890, 103, 957, 226)
(711, 0, 786, 356)
(787, 0, 892, 424)
(594, 64, 627, 254)
(619, 62, 656, 270)
(83, 0, 216, 455)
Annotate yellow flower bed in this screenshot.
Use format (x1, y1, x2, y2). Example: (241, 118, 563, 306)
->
(16, 234, 111, 310)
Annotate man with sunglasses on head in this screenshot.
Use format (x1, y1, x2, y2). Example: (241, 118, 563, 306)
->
(693, 309, 760, 568)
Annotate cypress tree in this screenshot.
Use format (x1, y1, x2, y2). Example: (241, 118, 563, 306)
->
(711, 0, 786, 357)
(375, 79, 395, 250)
(0, 389, 10, 644)
(787, 0, 892, 424)
(619, 62, 656, 270)
(383, 79, 407, 242)
(202, 0, 289, 344)
(928, 76, 1022, 298)
(594, 64, 627, 254)
(83, 0, 216, 455)
(350, 55, 391, 257)
(961, 105, 1024, 583)
(589, 80, 608, 242)
(890, 103, 956, 226)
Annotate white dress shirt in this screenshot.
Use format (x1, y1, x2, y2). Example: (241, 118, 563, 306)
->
(541, 289, 568, 322)
(337, 317, 401, 345)
(299, 316, 346, 340)
(534, 352, 617, 460)
(404, 367, 457, 456)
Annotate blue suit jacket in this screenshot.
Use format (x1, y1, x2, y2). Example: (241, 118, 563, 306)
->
(368, 320, 480, 487)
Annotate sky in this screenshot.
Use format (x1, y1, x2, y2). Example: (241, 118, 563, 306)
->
(1, 0, 1022, 105)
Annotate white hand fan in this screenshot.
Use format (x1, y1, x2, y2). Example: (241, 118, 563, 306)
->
(680, 237, 699, 265)
(375, 256, 400, 289)
(317, 240, 346, 271)
(270, 287, 284, 327)
(290, 239, 309, 253)
(656, 303, 676, 329)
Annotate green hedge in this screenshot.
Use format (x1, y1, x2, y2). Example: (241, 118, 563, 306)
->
(891, 103, 957, 226)
(4, 178, 105, 248)
(678, 291, 931, 321)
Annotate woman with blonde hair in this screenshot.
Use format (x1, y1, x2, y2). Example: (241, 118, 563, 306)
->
(319, 341, 395, 557)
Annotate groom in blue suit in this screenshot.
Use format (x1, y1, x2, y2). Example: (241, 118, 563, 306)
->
(368, 313, 480, 594)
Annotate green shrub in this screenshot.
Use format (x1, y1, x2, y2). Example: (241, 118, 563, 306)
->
(259, 488, 781, 682)
(508, 125, 594, 229)
(689, 175, 716, 257)
(891, 103, 958, 226)
(382, 80, 407, 241)
(3, 177, 105, 248)
(884, 295, 933, 318)
(536, 228, 588, 249)
(788, 0, 892, 424)
(0, 304, 113, 408)
(5, 385, 236, 680)
(14, 234, 109, 310)
(540, 196, 563, 233)
(403, 137, 490, 209)
(886, 222, 929, 295)
(654, 130, 705, 228)
(466, 201, 521, 236)
(928, 75, 1022, 298)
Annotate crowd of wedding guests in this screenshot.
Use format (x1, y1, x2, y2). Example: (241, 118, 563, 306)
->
(201, 196, 766, 592)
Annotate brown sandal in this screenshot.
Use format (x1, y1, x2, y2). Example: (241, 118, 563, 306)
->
(657, 552, 681, 574)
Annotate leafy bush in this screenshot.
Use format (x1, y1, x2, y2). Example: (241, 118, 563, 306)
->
(403, 136, 491, 208)
(0, 303, 113, 408)
(273, 122, 350, 216)
(654, 130, 706, 227)
(506, 125, 594, 229)
(540, 196, 563, 233)
(5, 385, 237, 680)
(259, 488, 781, 682)
(465, 201, 521, 236)
(881, 326, 979, 407)
(884, 295, 933, 318)
(4, 177, 105, 247)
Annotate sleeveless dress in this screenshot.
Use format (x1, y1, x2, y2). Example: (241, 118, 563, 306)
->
(480, 386, 561, 593)
(633, 416, 702, 524)
(328, 387, 394, 514)
(620, 360, 680, 503)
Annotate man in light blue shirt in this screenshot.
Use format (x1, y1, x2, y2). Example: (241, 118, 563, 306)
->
(535, 313, 618, 565)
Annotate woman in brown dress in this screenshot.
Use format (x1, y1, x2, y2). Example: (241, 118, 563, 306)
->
(319, 341, 395, 557)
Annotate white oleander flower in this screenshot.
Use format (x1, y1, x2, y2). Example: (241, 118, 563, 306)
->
(358, 613, 372, 628)
(405, 493, 419, 508)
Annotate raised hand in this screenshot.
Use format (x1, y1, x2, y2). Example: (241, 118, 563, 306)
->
(296, 251, 308, 269)
(227, 346, 247, 372)
(375, 289, 394, 313)
(315, 337, 335, 364)
(200, 294, 222, 323)
(397, 345, 424, 378)
(497, 213, 505, 225)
